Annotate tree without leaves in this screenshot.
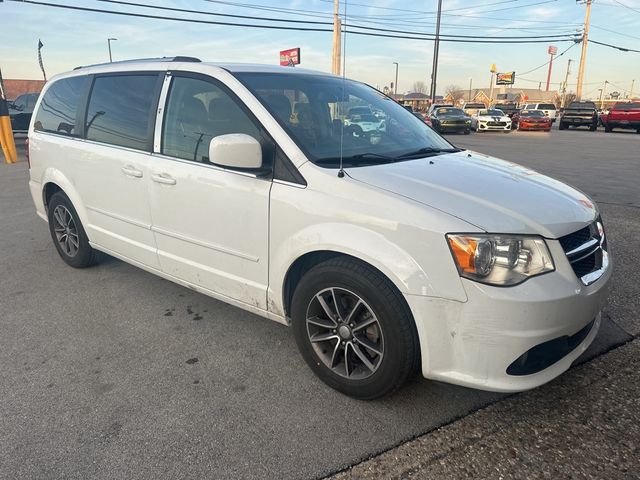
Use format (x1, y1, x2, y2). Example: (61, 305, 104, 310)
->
(445, 84, 465, 104)
(412, 81, 427, 93)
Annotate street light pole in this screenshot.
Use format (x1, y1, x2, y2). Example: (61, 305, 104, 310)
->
(468, 77, 473, 102)
(429, 0, 443, 104)
(392, 62, 399, 95)
(107, 38, 117, 63)
(631, 79, 635, 99)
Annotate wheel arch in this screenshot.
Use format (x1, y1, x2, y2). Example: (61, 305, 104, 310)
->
(279, 248, 421, 320)
(39, 168, 91, 231)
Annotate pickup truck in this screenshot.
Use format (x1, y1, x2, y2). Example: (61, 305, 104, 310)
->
(559, 101, 598, 131)
(602, 102, 640, 133)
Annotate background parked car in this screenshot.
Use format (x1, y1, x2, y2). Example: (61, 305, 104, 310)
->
(471, 108, 512, 133)
(344, 112, 386, 133)
(429, 107, 471, 134)
(559, 101, 598, 131)
(462, 102, 485, 116)
(413, 111, 433, 127)
(493, 102, 519, 118)
(427, 103, 454, 116)
(602, 102, 640, 133)
(8, 92, 39, 132)
(515, 109, 552, 131)
(521, 103, 557, 123)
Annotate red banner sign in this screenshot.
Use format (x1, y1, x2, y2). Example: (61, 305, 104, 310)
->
(279, 48, 301, 66)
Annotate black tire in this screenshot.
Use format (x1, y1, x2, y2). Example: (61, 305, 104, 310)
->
(463, 128, 470, 135)
(291, 257, 420, 400)
(604, 123, 612, 133)
(558, 121, 567, 130)
(47, 191, 99, 268)
(589, 122, 597, 132)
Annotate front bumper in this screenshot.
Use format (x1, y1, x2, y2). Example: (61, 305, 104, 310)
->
(478, 121, 511, 131)
(406, 238, 612, 392)
(438, 123, 470, 132)
(519, 122, 551, 130)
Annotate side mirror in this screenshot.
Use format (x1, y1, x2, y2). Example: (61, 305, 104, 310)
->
(208, 134, 262, 170)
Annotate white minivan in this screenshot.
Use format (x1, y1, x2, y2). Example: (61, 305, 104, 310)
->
(28, 58, 611, 399)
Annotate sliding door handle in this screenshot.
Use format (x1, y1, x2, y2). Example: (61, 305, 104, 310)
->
(151, 173, 177, 185)
(121, 165, 143, 178)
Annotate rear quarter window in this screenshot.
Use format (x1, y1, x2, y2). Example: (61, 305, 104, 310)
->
(85, 74, 159, 151)
(538, 103, 556, 110)
(34, 76, 88, 136)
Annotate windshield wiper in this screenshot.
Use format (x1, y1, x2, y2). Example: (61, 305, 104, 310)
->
(315, 152, 396, 166)
(396, 147, 462, 160)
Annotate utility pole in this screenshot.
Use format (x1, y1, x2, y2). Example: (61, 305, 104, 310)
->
(468, 77, 473, 102)
(392, 62, 399, 95)
(107, 38, 117, 63)
(561, 59, 572, 108)
(429, 0, 443, 104)
(576, 0, 592, 100)
(631, 79, 635, 99)
(331, 0, 341, 75)
(598, 88, 604, 109)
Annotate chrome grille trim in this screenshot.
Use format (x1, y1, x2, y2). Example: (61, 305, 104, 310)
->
(559, 219, 609, 286)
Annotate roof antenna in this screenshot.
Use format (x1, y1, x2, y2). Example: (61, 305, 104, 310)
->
(337, 0, 348, 178)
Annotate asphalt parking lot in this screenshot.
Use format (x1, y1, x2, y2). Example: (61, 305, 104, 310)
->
(1, 129, 638, 479)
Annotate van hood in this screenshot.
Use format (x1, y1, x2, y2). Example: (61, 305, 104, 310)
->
(346, 150, 597, 238)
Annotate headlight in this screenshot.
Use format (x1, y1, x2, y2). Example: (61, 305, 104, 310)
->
(446, 234, 554, 286)
(465, 120, 471, 124)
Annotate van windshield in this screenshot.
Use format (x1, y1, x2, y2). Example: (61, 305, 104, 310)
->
(234, 72, 455, 167)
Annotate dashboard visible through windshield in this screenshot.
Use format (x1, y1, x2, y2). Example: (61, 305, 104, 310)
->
(234, 72, 455, 167)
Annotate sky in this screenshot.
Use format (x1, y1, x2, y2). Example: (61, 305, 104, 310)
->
(1, 0, 639, 100)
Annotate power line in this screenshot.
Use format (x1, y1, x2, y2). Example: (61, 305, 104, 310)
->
(6, 0, 583, 44)
(518, 42, 579, 75)
(92, 0, 578, 39)
(589, 39, 640, 53)
(605, 0, 640, 14)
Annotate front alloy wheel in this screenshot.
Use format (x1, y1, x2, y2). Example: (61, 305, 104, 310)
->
(291, 257, 420, 399)
(306, 287, 383, 380)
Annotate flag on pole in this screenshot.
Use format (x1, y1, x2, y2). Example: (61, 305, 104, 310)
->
(38, 39, 47, 82)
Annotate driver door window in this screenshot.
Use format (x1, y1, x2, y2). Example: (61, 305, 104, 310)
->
(161, 76, 260, 163)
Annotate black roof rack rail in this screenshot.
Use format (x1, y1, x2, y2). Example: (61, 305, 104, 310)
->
(74, 56, 201, 70)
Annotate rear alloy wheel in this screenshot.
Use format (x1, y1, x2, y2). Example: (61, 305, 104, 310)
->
(48, 192, 99, 268)
(292, 257, 419, 399)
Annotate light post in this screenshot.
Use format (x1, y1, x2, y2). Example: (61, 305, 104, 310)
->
(468, 77, 473, 102)
(392, 62, 399, 96)
(107, 38, 117, 62)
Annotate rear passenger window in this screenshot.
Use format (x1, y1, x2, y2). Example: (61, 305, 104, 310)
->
(85, 75, 158, 150)
(34, 76, 87, 137)
(161, 76, 259, 163)
(538, 104, 556, 110)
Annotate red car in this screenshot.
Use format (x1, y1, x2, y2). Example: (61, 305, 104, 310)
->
(413, 112, 433, 127)
(515, 110, 552, 131)
(602, 102, 640, 133)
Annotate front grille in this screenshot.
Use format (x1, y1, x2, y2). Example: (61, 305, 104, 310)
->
(559, 218, 608, 285)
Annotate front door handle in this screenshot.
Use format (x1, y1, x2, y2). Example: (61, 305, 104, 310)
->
(151, 173, 177, 185)
(121, 165, 143, 178)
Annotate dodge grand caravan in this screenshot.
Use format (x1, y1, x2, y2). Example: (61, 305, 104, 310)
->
(28, 58, 612, 399)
